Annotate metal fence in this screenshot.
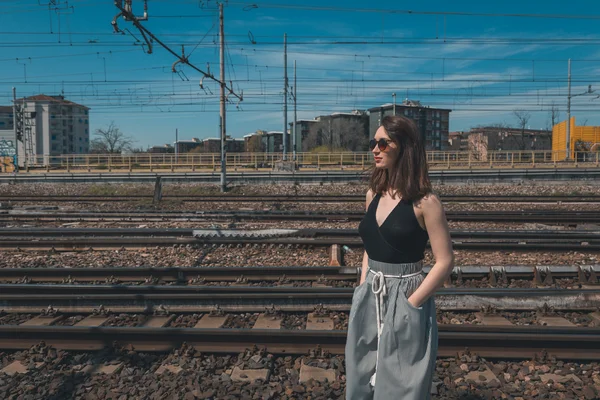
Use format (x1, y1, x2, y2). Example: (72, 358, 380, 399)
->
(15, 150, 600, 173)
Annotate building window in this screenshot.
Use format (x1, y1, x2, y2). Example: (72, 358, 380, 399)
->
(51, 115, 55, 119)
(79, 147, 83, 152)
(51, 135, 56, 140)
(85, 110, 88, 115)
(79, 119, 82, 123)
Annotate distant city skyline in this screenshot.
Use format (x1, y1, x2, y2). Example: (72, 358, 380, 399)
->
(1, 1, 599, 148)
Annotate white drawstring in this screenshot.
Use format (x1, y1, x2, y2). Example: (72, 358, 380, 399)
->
(368, 268, 423, 387)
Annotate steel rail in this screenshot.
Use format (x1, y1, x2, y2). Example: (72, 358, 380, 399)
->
(0, 266, 356, 282)
(0, 287, 599, 312)
(0, 168, 598, 184)
(0, 236, 598, 251)
(1, 194, 599, 203)
(0, 210, 598, 223)
(0, 228, 597, 241)
(0, 324, 599, 359)
(0, 265, 597, 283)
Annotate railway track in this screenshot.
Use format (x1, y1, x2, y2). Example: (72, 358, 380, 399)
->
(0, 285, 599, 312)
(2, 324, 600, 359)
(0, 307, 599, 359)
(1, 270, 599, 360)
(0, 266, 356, 285)
(1, 194, 599, 203)
(0, 227, 597, 240)
(0, 265, 597, 286)
(1, 209, 599, 223)
(0, 227, 597, 250)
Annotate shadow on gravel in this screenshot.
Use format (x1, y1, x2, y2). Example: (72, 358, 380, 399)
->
(44, 374, 87, 400)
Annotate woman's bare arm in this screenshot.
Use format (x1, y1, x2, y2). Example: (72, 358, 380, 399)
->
(408, 193, 454, 307)
(359, 189, 375, 284)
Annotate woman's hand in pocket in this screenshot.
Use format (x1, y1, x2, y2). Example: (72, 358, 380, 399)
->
(407, 295, 421, 309)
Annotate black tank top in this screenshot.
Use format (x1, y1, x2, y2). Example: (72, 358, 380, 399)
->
(358, 193, 429, 264)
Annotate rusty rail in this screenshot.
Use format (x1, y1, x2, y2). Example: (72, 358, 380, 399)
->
(0, 324, 599, 359)
(0, 209, 599, 223)
(1, 194, 599, 203)
(0, 286, 599, 312)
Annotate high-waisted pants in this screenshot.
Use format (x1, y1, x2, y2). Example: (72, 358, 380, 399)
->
(345, 259, 438, 400)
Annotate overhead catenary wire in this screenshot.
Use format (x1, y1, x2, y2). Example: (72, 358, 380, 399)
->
(228, 2, 600, 20)
(111, 0, 242, 102)
(1, 1, 599, 133)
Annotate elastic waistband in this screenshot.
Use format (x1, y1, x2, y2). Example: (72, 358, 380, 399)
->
(367, 258, 423, 276)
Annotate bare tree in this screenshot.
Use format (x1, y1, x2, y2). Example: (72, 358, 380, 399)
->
(90, 122, 134, 154)
(304, 120, 328, 151)
(513, 109, 531, 131)
(246, 131, 266, 152)
(512, 109, 532, 151)
(335, 119, 369, 151)
(303, 117, 368, 152)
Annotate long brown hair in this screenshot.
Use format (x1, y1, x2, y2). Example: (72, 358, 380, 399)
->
(368, 115, 432, 201)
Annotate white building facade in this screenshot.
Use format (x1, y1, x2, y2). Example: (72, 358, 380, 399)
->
(16, 95, 90, 166)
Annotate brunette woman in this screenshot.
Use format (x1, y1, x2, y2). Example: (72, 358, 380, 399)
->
(345, 115, 454, 399)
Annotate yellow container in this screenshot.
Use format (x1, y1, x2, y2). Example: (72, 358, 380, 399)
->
(552, 117, 600, 160)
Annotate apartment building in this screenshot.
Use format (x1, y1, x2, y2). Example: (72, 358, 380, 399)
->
(14, 94, 90, 165)
(368, 100, 451, 151)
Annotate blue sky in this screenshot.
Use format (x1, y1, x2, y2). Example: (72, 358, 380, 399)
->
(1, 0, 600, 148)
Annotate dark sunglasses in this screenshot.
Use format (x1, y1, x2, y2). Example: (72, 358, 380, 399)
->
(369, 138, 394, 151)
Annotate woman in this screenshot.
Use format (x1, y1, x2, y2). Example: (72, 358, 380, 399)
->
(345, 115, 454, 399)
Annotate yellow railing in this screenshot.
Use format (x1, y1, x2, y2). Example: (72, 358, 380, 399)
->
(15, 150, 600, 173)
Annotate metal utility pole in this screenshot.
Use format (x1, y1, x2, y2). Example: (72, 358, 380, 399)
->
(392, 92, 396, 115)
(219, 3, 227, 192)
(21, 95, 27, 169)
(175, 128, 178, 163)
(283, 33, 288, 161)
(12, 88, 18, 170)
(112, 1, 243, 191)
(566, 58, 572, 160)
(293, 60, 297, 161)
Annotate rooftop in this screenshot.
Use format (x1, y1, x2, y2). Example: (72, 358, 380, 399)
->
(368, 101, 452, 112)
(175, 138, 201, 144)
(20, 94, 89, 109)
(330, 112, 367, 117)
(201, 137, 244, 142)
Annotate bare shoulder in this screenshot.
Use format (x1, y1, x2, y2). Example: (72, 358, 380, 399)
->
(365, 189, 375, 211)
(414, 192, 443, 211)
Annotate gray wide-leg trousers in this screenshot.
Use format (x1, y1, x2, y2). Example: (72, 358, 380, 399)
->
(345, 259, 438, 400)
